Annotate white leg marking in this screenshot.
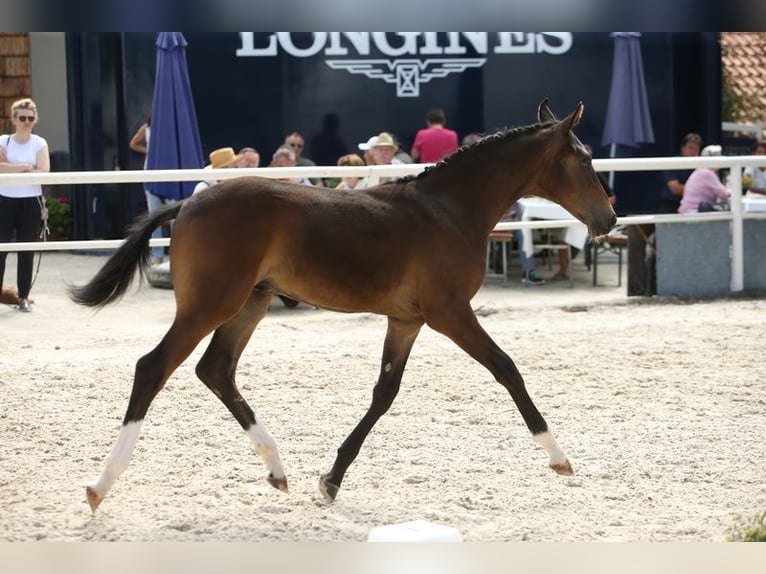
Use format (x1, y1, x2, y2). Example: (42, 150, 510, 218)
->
(245, 420, 285, 480)
(532, 430, 568, 466)
(89, 420, 143, 499)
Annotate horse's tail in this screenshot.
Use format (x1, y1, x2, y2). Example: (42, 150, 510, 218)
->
(69, 201, 184, 308)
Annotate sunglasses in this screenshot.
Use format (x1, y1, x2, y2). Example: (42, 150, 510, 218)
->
(16, 115, 35, 122)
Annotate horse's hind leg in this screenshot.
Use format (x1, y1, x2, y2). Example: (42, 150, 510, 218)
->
(320, 317, 423, 501)
(194, 288, 287, 492)
(427, 304, 573, 476)
(86, 317, 215, 512)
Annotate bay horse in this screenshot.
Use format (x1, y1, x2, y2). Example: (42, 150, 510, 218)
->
(70, 99, 616, 512)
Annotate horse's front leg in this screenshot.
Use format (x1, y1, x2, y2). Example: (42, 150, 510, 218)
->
(426, 304, 573, 476)
(319, 317, 423, 501)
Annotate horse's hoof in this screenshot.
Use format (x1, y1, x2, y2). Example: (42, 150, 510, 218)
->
(85, 486, 103, 512)
(550, 459, 574, 476)
(319, 474, 339, 502)
(266, 473, 288, 492)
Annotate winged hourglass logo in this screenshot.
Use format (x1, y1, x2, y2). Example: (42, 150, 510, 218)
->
(326, 58, 486, 98)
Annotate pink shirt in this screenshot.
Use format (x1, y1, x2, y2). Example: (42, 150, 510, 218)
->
(412, 127, 458, 163)
(678, 168, 729, 213)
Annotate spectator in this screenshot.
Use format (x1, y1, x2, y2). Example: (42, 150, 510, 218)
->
(659, 132, 702, 213)
(0, 97, 50, 312)
(392, 135, 414, 164)
(193, 147, 242, 195)
(411, 108, 459, 163)
(358, 135, 379, 166)
(510, 205, 546, 286)
(678, 144, 729, 213)
(335, 153, 367, 190)
(270, 146, 312, 185)
(744, 138, 766, 197)
(285, 132, 322, 185)
(129, 113, 167, 264)
(236, 147, 260, 169)
(370, 132, 403, 183)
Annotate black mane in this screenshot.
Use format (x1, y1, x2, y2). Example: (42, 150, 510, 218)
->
(405, 121, 552, 183)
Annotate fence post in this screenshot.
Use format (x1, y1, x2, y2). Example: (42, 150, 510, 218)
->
(729, 164, 744, 292)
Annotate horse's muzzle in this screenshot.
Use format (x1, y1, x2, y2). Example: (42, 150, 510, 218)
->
(589, 212, 617, 238)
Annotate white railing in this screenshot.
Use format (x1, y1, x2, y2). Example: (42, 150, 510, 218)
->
(3, 156, 766, 292)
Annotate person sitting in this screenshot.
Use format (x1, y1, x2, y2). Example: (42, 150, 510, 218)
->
(284, 132, 322, 185)
(659, 132, 703, 213)
(235, 147, 260, 169)
(270, 146, 313, 185)
(678, 144, 729, 213)
(744, 138, 766, 197)
(370, 132, 403, 183)
(358, 135, 378, 166)
(193, 147, 242, 195)
(495, 204, 546, 286)
(334, 153, 367, 190)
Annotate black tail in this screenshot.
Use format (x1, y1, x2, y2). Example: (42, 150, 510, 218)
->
(69, 201, 184, 308)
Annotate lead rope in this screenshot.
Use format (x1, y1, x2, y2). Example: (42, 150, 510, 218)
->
(31, 195, 48, 289)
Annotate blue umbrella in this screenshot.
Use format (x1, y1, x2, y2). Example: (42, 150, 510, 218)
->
(145, 32, 204, 200)
(601, 32, 655, 188)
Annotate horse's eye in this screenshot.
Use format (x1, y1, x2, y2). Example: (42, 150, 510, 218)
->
(579, 159, 591, 168)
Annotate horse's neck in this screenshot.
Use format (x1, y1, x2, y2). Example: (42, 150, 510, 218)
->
(423, 146, 537, 236)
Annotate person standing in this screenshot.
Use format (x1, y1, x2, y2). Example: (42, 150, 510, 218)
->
(410, 108, 459, 163)
(658, 132, 702, 213)
(130, 113, 167, 264)
(0, 98, 50, 312)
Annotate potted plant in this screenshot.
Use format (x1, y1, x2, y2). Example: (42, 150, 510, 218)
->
(43, 188, 73, 240)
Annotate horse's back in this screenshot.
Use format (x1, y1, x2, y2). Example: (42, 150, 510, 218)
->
(169, 176, 483, 316)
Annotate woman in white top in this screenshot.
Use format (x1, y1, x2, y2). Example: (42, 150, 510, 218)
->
(0, 98, 50, 312)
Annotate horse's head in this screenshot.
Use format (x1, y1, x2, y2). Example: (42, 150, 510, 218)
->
(534, 99, 616, 237)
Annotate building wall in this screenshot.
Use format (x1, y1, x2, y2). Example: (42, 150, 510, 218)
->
(29, 32, 69, 153)
(0, 32, 69, 153)
(0, 33, 31, 134)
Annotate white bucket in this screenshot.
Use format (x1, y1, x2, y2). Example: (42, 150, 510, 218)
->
(367, 520, 462, 542)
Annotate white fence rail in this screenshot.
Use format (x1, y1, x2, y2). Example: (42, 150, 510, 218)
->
(3, 156, 766, 292)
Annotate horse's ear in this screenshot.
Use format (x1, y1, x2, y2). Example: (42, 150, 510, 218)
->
(537, 98, 557, 123)
(565, 102, 585, 130)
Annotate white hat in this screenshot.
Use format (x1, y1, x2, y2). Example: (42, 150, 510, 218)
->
(701, 144, 722, 157)
(358, 136, 378, 151)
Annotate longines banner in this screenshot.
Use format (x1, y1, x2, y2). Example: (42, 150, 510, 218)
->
(235, 33, 574, 98)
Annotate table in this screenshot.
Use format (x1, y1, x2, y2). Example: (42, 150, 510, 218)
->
(517, 197, 589, 258)
(743, 195, 766, 212)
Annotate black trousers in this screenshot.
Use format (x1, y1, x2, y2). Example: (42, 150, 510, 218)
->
(0, 195, 41, 299)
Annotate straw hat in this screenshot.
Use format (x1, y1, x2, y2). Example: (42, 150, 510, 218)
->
(205, 147, 241, 169)
(372, 132, 396, 148)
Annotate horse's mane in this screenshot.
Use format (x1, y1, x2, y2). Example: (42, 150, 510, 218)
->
(396, 121, 552, 184)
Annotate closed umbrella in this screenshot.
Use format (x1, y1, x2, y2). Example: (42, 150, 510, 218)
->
(145, 32, 204, 200)
(601, 32, 655, 189)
